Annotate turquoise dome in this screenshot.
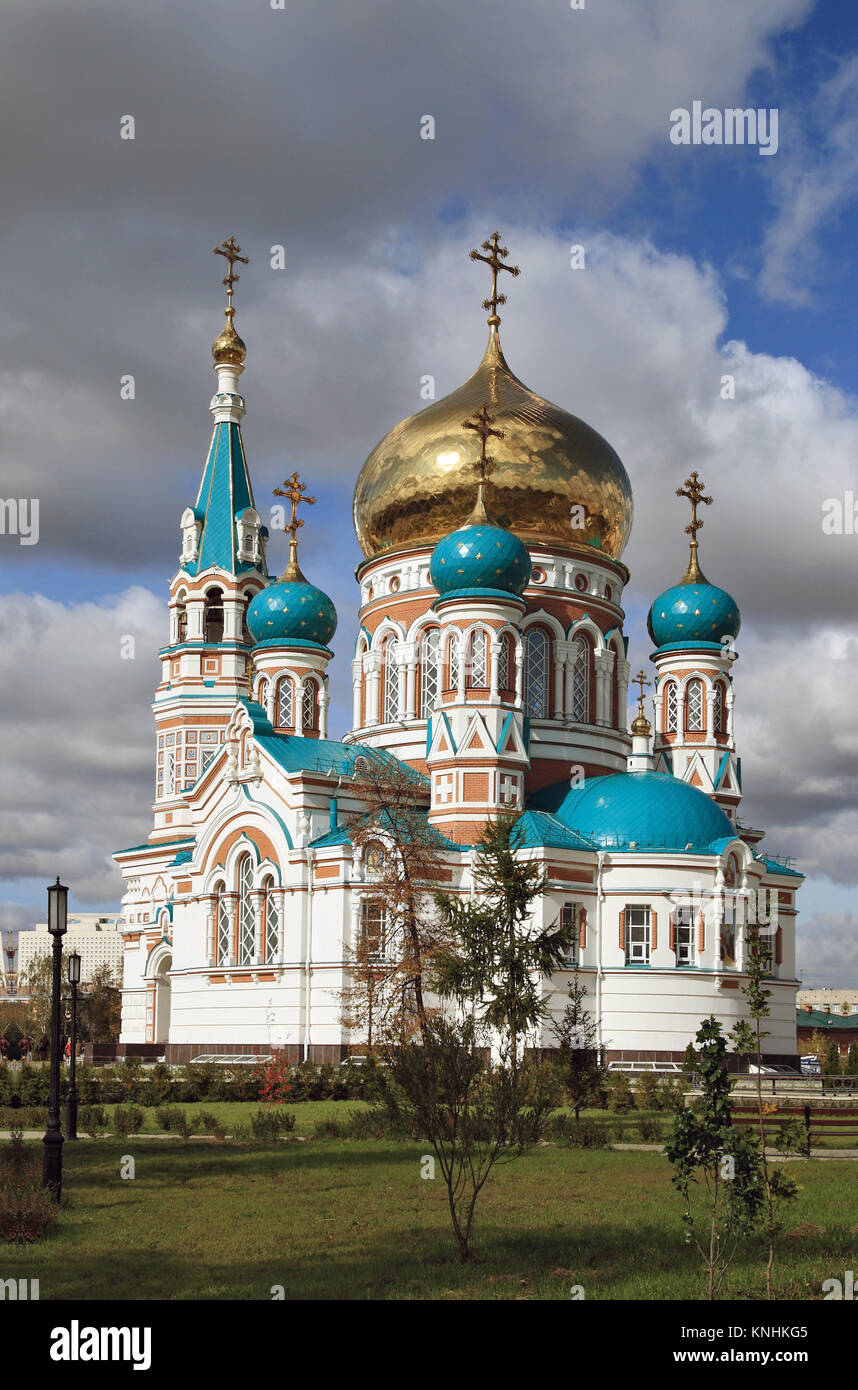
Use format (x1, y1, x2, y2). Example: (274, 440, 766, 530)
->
(246, 577, 337, 649)
(430, 520, 531, 601)
(529, 769, 735, 852)
(647, 580, 740, 651)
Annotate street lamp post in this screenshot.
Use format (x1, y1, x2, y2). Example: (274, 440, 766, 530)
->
(66, 952, 81, 1140)
(42, 877, 67, 1199)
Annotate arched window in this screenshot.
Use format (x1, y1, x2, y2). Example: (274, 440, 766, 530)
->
(241, 592, 253, 643)
(302, 679, 319, 731)
(665, 682, 678, 733)
(469, 630, 488, 688)
(175, 593, 188, 643)
(524, 628, 550, 719)
(570, 636, 590, 723)
(215, 882, 230, 965)
(497, 633, 511, 691)
(686, 679, 704, 732)
(257, 676, 269, 711)
(237, 854, 255, 966)
(713, 681, 725, 735)
(382, 639, 398, 722)
(262, 876, 278, 965)
(276, 676, 293, 729)
(448, 633, 461, 691)
(204, 588, 224, 644)
(419, 627, 439, 718)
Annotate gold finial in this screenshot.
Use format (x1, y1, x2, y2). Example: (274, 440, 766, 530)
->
(462, 403, 504, 522)
(675, 470, 713, 583)
(212, 236, 249, 366)
(631, 668, 652, 735)
(469, 232, 520, 327)
(273, 471, 316, 580)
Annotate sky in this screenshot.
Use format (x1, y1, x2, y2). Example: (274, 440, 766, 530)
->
(0, 0, 856, 987)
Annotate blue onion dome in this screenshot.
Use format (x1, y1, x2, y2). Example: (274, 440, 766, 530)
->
(648, 579, 740, 651)
(429, 455, 531, 601)
(530, 769, 734, 852)
(247, 539, 337, 649)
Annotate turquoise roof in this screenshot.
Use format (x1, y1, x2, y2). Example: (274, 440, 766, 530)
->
(647, 580, 740, 651)
(247, 576, 337, 648)
(513, 810, 596, 852)
(185, 422, 258, 576)
(754, 854, 803, 880)
(430, 520, 530, 601)
(529, 769, 735, 852)
(797, 1009, 857, 1030)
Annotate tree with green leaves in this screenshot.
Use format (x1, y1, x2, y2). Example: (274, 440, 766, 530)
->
(730, 913, 798, 1299)
(81, 964, 122, 1044)
(846, 1040, 858, 1078)
(819, 1034, 841, 1082)
(377, 813, 574, 1263)
(666, 1016, 768, 1300)
(551, 968, 606, 1120)
(21, 954, 54, 1045)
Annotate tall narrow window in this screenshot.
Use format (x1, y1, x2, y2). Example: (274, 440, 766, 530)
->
(497, 634, 510, 691)
(570, 636, 590, 722)
(686, 679, 704, 732)
(205, 588, 224, 643)
(360, 898, 386, 958)
(713, 682, 725, 735)
(302, 679, 318, 731)
(176, 596, 188, 643)
(276, 676, 293, 729)
(524, 628, 550, 719)
(469, 630, 487, 688)
(448, 633, 461, 691)
(625, 905, 651, 965)
(674, 905, 695, 966)
(164, 750, 176, 797)
(720, 898, 735, 967)
(216, 884, 230, 965)
(665, 682, 678, 733)
(382, 639, 398, 722)
(560, 903, 580, 966)
(263, 877, 278, 965)
(237, 855, 255, 966)
(420, 628, 439, 717)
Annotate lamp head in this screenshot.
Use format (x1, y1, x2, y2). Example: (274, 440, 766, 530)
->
(47, 877, 68, 937)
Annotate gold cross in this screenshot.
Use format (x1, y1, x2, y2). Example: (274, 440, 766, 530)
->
(676, 470, 713, 542)
(633, 668, 651, 714)
(469, 232, 520, 324)
(274, 470, 316, 542)
(213, 236, 249, 309)
(462, 403, 504, 482)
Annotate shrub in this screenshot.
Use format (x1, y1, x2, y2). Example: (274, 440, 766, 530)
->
(342, 1109, 392, 1141)
(634, 1074, 660, 1111)
(636, 1115, 663, 1142)
(197, 1110, 226, 1140)
(289, 1060, 323, 1102)
(155, 1106, 182, 1132)
(16, 1065, 49, 1107)
(250, 1109, 296, 1141)
(230, 1122, 251, 1143)
(564, 1119, 607, 1149)
(171, 1110, 198, 1141)
(0, 1132, 60, 1243)
(147, 1063, 174, 1106)
(610, 1123, 627, 1145)
(79, 1105, 108, 1139)
(113, 1105, 145, 1137)
(256, 1056, 295, 1105)
(313, 1117, 343, 1139)
(657, 1078, 687, 1113)
(606, 1074, 635, 1113)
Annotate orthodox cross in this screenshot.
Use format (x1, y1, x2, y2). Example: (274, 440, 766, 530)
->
(213, 236, 249, 311)
(462, 403, 504, 482)
(633, 668, 651, 716)
(274, 470, 316, 545)
(469, 232, 520, 323)
(675, 470, 713, 581)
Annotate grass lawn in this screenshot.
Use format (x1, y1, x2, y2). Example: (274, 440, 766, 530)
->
(3, 1130, 855, 1300)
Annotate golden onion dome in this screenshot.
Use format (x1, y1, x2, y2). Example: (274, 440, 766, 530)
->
(353, 325, 633, 560)
(212, 308, 246, 367)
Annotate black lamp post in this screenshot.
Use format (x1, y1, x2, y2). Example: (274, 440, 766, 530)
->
(42, 877, 67, 1198)
(66, 952, 81, 1140)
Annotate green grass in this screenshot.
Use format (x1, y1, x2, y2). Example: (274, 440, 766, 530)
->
(3, 1134, 854, 1300)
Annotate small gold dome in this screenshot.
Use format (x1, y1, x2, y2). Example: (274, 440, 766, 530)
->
(212, 310, 246, 367)
(353, 327, 633, 559)
(631, 712, 652, 736)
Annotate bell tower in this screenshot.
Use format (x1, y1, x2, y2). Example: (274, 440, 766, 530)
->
(151, 238, 269, 842)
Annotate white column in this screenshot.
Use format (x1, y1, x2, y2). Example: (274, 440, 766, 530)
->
(396, 649, 407, 720)
(553, 647, 565, 720)
(616, 658, 630, 733)
(187, 601, 205, 641)
(435, 635, 445, 705)
(295, 679, 306, 737)
(320, 685, 330, 739)
(405, 657, 418, 720)
(456, 634, 465, 702)
(223, 598, 242, 641)
(351, 658, 362, 728)
(653, 677, 663, 736)
(489, 639, 501, 705)
(726, 688, 735, 749)
(365, 653, 380, 726)
(251, 891, 265, 966)
(514, 637, 524, 709)
(705, 685, 716, 744)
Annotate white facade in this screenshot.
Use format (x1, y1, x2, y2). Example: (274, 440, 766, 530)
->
(19, 915, 124, 989)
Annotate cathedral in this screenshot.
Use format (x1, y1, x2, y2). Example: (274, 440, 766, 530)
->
(115, 235, 802, 1065)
